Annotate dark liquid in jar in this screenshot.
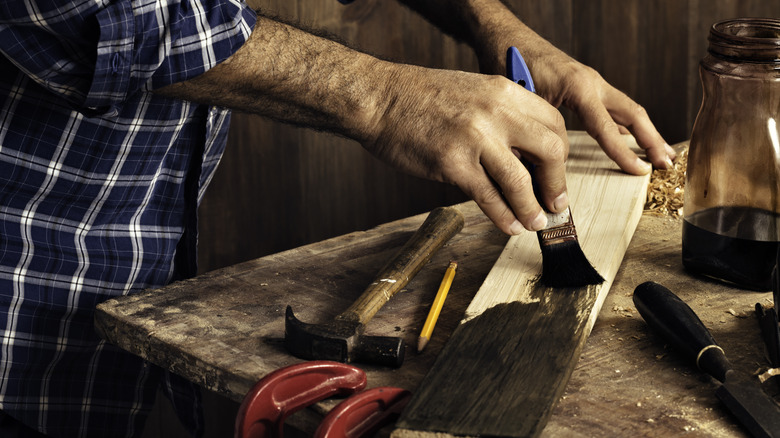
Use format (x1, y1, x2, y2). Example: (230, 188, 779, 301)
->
(682, 207, 779, 291)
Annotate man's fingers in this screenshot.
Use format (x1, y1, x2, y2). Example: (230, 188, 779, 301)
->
(477, 147, 551, 232)
(605, 88, 675, 169)
(458, 163, 541, 235)
(364, 67, 572, 236)
(576, 95, 653, 175)
(512, 128, 569, 213)
(458, 90, 568, 234)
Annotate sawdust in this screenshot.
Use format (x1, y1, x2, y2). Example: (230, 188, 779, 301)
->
(644, 143, 688, 218)
(611, 305, 635, 317)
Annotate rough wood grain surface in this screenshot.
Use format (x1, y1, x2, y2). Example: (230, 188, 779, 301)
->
(96, 216, 778, 438)
(382, 217, 775, 438)
(95, 201, 507, 409)
(97, 138, 778, 438)
(392, 132, 650, 437)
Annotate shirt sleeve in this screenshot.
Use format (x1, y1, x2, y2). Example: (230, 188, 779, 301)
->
(0, 0, 257, 115)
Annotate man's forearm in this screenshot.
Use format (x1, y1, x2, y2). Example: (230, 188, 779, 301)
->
(155, 2, 551, 138)
(156, 13, 387, 143)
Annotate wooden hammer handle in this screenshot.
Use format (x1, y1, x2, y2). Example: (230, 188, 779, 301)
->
(335, 206, 465, 326)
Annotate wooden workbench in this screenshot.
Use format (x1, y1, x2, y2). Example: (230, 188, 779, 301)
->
(95, 203, 777, 437)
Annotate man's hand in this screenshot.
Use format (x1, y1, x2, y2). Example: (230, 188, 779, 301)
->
(363, 64, 569, 235)
(397, 0, 676, 173)
(157, 14, 570, 235)
(477, 32, 676, 174)
(539, 57, 677, 173)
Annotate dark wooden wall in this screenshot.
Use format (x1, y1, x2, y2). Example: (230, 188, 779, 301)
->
(143, 1, 780, 437)
(197, 1, 780, 274)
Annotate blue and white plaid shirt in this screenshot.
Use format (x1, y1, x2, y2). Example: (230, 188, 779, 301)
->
(0, 1, 256, 436)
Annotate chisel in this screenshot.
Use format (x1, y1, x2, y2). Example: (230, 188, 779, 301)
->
(633, 281, 780, 438)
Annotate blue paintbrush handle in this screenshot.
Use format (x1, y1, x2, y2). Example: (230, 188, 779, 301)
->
(505, 47, 542, 189)
(506, 46, 535, 93)
(505, 47, 571, 227)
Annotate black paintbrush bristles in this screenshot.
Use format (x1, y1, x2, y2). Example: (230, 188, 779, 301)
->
(539, 239, 604, 288)
(537, 208, 604, 288)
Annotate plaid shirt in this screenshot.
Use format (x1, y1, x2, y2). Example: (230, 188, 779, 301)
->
(0, 1, 255, 437)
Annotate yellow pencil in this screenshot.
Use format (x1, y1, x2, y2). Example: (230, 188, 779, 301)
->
(417, 261, 458, 352)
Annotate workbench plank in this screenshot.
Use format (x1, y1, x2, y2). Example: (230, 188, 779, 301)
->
(94, 217, 778, 438)
(393, 132, 650, 437)
(95, 134, 778, 438)
(94, 201, 509, 407)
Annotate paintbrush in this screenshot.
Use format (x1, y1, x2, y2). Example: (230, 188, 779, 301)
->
(506, 46, 604, 288)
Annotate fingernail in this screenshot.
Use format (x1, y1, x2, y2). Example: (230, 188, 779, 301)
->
(552, 192, 569, 213)
(664, 156, 675, 170)
(509, 220, 525, 235)
(637, 158, 652, 174)
(664, 143, 677, 159)
(528, 212, 548, 232)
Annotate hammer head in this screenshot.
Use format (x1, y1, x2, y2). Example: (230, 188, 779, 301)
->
(284, 306, 406, 368)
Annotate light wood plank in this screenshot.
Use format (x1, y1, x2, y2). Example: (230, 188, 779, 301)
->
(463, 132, 648, 321)
(392, 131, 650, 437)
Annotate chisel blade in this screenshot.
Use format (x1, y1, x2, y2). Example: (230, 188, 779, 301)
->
(634, 282, 780, 438)
(716, 372, 780, 438)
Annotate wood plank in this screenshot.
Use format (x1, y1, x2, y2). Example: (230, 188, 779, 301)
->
(392, 131, 650, 437)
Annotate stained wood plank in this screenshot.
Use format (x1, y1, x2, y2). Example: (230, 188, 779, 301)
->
(392, 132, 650, 437)
(541, 215, 762, 438)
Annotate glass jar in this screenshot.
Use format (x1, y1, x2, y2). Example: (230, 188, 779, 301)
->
(682, 18, 780, 291)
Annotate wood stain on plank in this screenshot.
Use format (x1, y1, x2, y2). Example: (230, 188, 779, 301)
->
(396, 283, 599, 437)
(394, 133, 650, 438)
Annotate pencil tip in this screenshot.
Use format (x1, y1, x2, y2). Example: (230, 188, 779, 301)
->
(417, 337, 429, 352)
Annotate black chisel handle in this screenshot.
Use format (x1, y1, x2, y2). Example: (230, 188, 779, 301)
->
(633, 281, 733, 382)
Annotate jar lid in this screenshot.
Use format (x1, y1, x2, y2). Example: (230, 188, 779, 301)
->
(709, 18, 780, 63)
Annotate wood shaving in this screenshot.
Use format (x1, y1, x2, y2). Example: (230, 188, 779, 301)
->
(758, 367, 780, 384)
(644, 144, 688, 218)
(612, 305, 635, 317)
(725, 308, 749, 318)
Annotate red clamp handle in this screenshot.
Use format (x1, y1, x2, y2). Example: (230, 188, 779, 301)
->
(313, 387, 412, 438)
(235, 361, 367, 438)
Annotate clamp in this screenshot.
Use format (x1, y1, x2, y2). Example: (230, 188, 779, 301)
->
(314, 386, 411, 438)
(235, 361, 410, 438)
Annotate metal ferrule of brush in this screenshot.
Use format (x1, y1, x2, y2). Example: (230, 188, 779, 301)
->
(537, 207, 578, 246)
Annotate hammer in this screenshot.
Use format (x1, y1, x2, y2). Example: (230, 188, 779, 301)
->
(285, 206, 465, 367)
